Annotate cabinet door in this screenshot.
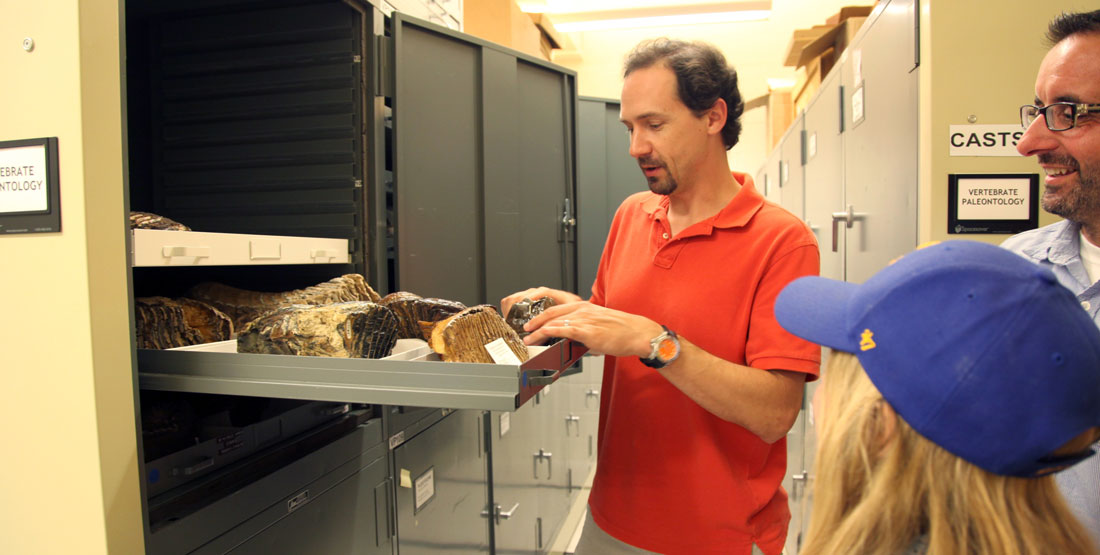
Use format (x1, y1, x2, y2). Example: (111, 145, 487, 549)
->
(534, 386, 573, 550)
(840, 0, 919, 284)
(782, 407, 807, 555)
(393, 410, 490, 553)
(391, 15, 578, 305)
(577, 98, 642, 298)
(803, 69, 846, 283)
(491, 403, 542, 554)
(778, 115, 806, 220)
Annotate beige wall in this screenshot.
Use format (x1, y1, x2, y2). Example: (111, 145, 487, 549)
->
(0, 0, 142, 553)
(548, 0, 875, 179)
(920, 0, 1099, 244)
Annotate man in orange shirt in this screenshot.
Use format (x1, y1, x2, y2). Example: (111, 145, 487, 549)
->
(501, 38, 819, 554)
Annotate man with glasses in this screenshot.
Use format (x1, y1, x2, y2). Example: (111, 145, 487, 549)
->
(1003, 9, 1100, 549)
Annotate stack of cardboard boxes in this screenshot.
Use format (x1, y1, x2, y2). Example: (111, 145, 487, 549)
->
(785, 5, 873, 115)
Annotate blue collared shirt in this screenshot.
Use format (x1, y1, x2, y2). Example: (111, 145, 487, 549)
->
(1003, 220, 1100, 549)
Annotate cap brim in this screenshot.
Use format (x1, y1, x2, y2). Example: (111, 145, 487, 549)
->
(775, 276, 860, 353)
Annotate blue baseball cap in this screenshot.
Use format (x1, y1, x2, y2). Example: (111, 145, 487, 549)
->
(775, 240, 1100, 477)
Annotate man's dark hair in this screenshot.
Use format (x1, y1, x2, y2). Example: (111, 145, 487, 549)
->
(623, 38, 744, 151)
(1046, 9, 1100, 45)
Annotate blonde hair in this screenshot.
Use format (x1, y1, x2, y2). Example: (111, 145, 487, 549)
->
(802, 351, 1097, 555)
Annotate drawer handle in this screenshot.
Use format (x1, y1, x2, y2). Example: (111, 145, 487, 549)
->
(162, 246, 211, 259)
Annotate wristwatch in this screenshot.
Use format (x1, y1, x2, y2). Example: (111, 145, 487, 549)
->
(640, 325, 681, 368)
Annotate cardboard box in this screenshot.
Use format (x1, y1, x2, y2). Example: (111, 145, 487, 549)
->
(792, 47, 834, 114)
(827, 5, 873, 25)
(765, 89, 793, 150)
(784, 15, 866, 69)
(464, 0, 546, 60)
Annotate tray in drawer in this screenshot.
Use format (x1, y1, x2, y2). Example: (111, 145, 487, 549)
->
(131, 229, 350, 266)
(138, 338, 588, 411)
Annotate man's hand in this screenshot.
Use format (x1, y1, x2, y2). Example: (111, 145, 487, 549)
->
(500, 287, 582, 319)
(522, 301, 663, 358)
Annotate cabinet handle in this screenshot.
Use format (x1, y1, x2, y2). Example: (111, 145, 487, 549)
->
(565, 414, 580, 436)
(830, 204, 867, 252)
(181, 457, 215, 475)
(162, 245, 211, 259)
(481, 502, 519, 525)
(499, 502, 519, 520)
(585, 389, 599, 408)
(791, 471, 809, 501)
(533, 449, 553, 479)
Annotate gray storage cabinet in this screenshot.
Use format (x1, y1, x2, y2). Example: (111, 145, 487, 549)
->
(125, 1, 587, 554)
(490, 357, 602, 553)
(761, 1, 920, 552)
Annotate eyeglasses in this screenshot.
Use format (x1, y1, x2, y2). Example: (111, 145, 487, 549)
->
(1020, 102, 1100, 131)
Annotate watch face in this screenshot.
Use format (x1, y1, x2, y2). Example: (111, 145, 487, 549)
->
(656, 337, 678, 361)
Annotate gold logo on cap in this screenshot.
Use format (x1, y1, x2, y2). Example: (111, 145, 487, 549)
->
(860, 329, 876, 351)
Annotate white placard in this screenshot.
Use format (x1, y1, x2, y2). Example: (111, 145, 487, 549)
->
(414, 467, 435, 512)
(485, 337, 522, 365)
(949, 125, 1026, 157)
(0, 144, 49, 214)
(808, 132, 817, 160)
(956, 177, 1031, 220)
(500, 412, 510, 437)
(851, 85, 865, 124)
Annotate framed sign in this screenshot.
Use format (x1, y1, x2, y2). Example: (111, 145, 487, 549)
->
(0, 137, 60, 234)
(947, 173, 1039, 234)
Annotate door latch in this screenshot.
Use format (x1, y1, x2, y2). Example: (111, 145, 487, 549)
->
(830, 204, 867, 253)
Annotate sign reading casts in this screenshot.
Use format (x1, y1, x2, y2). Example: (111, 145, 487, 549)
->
(949, 124, 1025, 157)
(0, 144, 49, 214)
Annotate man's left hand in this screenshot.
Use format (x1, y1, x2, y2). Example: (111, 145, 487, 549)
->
(523, 301, 663, 359)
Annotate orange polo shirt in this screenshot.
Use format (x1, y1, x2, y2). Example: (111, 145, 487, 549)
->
(587, 173, 820, 555)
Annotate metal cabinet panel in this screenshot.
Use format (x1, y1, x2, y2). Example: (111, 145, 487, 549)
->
(393, 19, 482, 303)
(393, 409, 491, 553)
(839, 0, 919, 284)
(778, 115, 807, 220)
(534, 386, 572, 550)
(219, 447, 391, 555)
(390, 15, 578, 306)
(491, 402, 543, 554)
(803, 69, 846, 282)
(782, 408, 807, 555)
(576, 97, 642, 298)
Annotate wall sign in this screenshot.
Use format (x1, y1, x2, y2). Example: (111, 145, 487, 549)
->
(947, 173, 1039, 234)
(0, 137, 60, 234)
(948, 125, 1025, 157)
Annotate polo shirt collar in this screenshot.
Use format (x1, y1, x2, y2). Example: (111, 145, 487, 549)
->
(641, 171, 764, 232)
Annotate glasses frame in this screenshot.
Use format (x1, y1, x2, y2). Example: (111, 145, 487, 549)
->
(1020, 102, 1100, 131)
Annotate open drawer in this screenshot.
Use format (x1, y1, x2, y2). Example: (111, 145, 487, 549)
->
(137, 338, 588, 411)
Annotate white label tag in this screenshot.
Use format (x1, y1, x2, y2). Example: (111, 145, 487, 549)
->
(851, 85, 865, 124)
(485, 338, 522, 365)
(500, 412, 510, 437)
(414, 467, 435, 513)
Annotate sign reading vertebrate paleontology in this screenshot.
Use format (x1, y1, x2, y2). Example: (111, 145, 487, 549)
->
(948, 173, 1038, 235)
(0, 146, 48, 213)
(0, 137, 60, 234)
